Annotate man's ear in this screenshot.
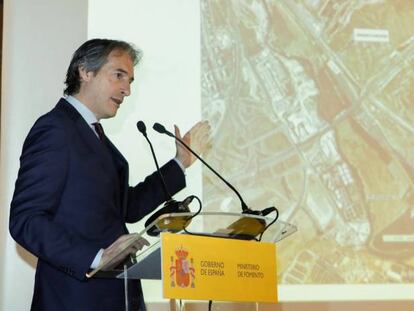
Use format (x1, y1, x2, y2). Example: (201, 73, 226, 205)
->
(78, 66, 92, 82)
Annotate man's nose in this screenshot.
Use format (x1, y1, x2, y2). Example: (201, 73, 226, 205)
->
(121, 83, 131, 96)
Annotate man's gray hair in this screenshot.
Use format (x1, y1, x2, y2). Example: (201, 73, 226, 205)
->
(64, 39, 142, 95)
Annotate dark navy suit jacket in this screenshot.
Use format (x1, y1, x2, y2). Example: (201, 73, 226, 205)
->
(9, 99, 185, 310)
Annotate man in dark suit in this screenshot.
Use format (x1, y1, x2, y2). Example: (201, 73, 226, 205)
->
(9, 39, 210, 311)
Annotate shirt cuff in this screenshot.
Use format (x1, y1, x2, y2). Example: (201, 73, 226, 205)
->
(90, 248, 104, 269)
(173, 157, 186, 173)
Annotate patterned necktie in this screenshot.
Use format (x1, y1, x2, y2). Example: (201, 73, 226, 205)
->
(92, 122, 106, 143)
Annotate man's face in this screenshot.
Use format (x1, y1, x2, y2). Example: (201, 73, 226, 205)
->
(78, 50, 134, 120)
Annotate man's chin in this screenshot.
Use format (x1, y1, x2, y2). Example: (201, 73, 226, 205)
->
(102, 110, 118, 119)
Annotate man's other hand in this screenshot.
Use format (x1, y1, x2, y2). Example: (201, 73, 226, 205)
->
(175, 120, 211, 168)
(100, 234, 149, 271)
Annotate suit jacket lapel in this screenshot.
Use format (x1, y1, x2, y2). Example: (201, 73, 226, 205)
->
(56, 99, 117, 171)
(56, 99, 129, 215)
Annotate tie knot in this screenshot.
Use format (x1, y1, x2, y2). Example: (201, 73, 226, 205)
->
(92, 122, 105, 141)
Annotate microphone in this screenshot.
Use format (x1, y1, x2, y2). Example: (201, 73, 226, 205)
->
(153, 122, 174, 137)
(136, 120, 147, 136)
(152, 122, 275, 217)
(136, 121, 193, 236)
(137, 121, 171, 199)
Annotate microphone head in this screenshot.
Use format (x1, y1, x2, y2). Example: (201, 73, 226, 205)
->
(153, 122, 166, 134)
(137, 121, 147, 135)
(153, 122, 175, 137)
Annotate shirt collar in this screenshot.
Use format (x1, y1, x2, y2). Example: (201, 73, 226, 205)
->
(65, 95, 98, 125)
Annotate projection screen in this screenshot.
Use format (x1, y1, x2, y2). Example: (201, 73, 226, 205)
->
(89, 0, 414, 302)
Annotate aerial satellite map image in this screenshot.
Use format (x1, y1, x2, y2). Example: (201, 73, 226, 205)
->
(201, 0, 414, 285)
